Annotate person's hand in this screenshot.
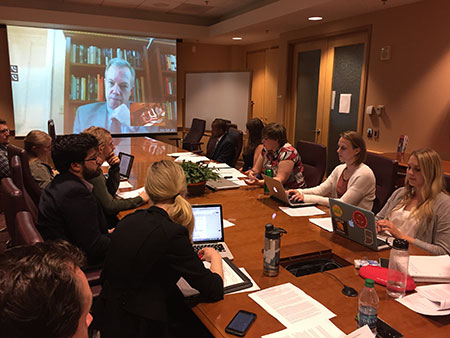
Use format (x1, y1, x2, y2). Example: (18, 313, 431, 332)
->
(106, 152, 120, 166)
(376, 220, 402, 238)
(111, 104, 131, 127)
(139, 190, 150, 203)
(287, 189, 304, 202)
(198, 247, 221, 262)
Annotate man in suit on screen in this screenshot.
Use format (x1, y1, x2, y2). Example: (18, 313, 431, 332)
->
(73, 58, 148, 134)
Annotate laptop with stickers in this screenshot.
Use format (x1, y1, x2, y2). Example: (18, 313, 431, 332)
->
(329, 199, 389, 251)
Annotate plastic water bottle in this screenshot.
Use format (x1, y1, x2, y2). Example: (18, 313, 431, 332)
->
(264, 169, 273, 194)
(357, 278, 379, 334)
(387, 239, 410, 298)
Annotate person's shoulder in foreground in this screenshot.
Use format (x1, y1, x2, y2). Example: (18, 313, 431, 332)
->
(0, 240, 93, 338)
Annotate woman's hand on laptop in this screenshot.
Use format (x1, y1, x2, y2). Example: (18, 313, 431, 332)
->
(376, 220, 401, 238)
(287, 189, 304, 202)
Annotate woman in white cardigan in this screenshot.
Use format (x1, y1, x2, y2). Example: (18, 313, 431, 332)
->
(288, 131, 375, 210)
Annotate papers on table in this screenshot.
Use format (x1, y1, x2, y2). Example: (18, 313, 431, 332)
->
(174, 155, 210, 163)
(208, 162, 230, 169)
(223, 219, 235, 228)
(168, 152, 194, 157)
(309, 217, 333, 232)
(116, 187, 144, 199)
(408, 255, 450, 282)
(262, 317, 345, 338)
(228, 268, 260, 294)
(217, 167, 247, 179)
(279, 206, 326, 217)
(248, 283, 335, 329)
(396, 284, 450, 316)
(118, 181, 133, 189)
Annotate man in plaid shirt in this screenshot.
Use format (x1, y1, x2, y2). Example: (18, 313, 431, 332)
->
(0, 119, 10, 179)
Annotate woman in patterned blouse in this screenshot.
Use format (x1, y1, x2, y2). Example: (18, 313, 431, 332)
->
(245, 123, 305, 189)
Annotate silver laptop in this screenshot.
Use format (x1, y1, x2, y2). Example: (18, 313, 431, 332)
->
(206, 178, 240, 190)
(329, 199, 389, 251)
(262, 174, 316, 207)
(191, 204, 234, 260)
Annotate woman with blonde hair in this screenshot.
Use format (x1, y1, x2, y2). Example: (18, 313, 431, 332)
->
(376, 148, 450, 255)
(24, 130, 55, 189)
(93, 160, 224, 338)
(288, 131, 375, 210)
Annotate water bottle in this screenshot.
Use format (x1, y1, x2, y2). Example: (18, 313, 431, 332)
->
(264, 169, 273, 195)
(387, 238, 410, 298)
(263, 223, 287, 276)
(357, 278, 379, 334)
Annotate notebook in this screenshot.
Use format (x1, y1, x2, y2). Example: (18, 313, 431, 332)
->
(262, 174, 316, 207)
(329, 198, 389, 251)
(118, 152, 134, 180)
(191, 204, 234, 260)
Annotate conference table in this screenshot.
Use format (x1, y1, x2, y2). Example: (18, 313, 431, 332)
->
(115, 137, 449, 337)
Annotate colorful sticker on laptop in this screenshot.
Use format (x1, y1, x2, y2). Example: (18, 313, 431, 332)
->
(332, 205, 343, 218)
(364, 229, 374, 245)
(353, 211, 368, 228)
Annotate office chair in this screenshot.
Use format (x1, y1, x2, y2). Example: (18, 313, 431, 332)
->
(170, 118, 206, 151)
(7, 144, 41, 206)
(15, 211, 43, 246)
(296, 140, 327, 188)
(228, 127, 243, 168)
(365, 152, 399, 214)
(48, 119, 56, 142)
(444, 174, 450, 193)
(10, 155, 38, 222)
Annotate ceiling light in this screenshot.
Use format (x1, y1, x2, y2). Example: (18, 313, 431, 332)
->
(308, 16, 323, 21)
(232, 37, 243, 41)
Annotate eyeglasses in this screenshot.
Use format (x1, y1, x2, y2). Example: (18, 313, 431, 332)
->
(0, 128, 9, 134)
(84, 154, 98, 162)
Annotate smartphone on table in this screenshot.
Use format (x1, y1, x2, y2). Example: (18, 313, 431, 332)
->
(225, 310, 257, 337)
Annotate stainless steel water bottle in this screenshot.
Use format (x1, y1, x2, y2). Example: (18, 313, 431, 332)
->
(263, 223, 287, 276)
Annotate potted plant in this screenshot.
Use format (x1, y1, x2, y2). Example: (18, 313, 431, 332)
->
(179, 160, 219, 196)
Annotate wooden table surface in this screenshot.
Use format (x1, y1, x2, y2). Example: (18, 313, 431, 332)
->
(115, 137, 450, 337)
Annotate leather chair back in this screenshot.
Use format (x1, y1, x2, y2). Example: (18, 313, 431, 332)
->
(228, 127, 243, 168)
(296, 140, 327, 188)
(10, 155, 38, 222)
(182, 118, 206, 151)
(48, 119, 56, 142)
(444, 174, 450, 193)
(0, 177, 27, 246)
(365, 152, 399, 214)
(7, 144, 41, 205)
(15, 211, 43, 246)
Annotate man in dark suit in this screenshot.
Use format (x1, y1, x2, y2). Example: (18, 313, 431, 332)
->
(209, 118, 235, 167)
(37, 134, 110, 265)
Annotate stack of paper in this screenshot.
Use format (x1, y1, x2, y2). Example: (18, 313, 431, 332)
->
(396, 284, 450, 316)
(408, 255, 450, 282)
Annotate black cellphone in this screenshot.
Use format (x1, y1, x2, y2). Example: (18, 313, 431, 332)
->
(225, 310, 257, 337)
(379, 257, 389, 268)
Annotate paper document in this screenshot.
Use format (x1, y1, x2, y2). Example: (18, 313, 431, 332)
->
(208, 162, 230, 169)
(396, 291, 450, 316)
(279, 206, 326, 217)
(249, 283, 335, 328)
(408, 255, 450, 282)
(262, 317, 345, 338)
(119, 181, 133, 189)
(116, 187, 144, 199)
(231, 179, 247, 186)
(223, 219, 235, 228)
(168, 152, 193, 157)
(174, 155, 210, 163)
(416, 284, 450, 310)
(228, 268, 260, 295)
(218, 168, 247, 179)
(309, 217, 333, 232)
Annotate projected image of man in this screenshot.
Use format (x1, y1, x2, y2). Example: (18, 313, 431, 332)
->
(73, 58, 152, 134)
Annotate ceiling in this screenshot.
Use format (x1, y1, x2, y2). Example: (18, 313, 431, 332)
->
(0, 0, 423, 44)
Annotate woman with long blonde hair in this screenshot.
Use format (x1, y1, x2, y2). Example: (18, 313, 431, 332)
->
(24, 130, 55, 189)
(93, 160, 224, 338)
(376, 148, 450, 254)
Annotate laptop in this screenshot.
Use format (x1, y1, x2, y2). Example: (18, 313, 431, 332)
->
(206, 178, 240, 190)
(262, 174, 316, 207)
(118, 152, 134, 180)
(191, 204, 234, 260)
(329, 199, 389, 251)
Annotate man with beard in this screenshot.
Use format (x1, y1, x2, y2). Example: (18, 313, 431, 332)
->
(37, 134, 110, 265)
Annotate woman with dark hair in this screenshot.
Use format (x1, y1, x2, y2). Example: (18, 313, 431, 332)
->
(288, 131, 375, 210)
(93, 160, 224, 338)
(245, 123, 305, 189)
(24, 130, 55, 189)
(376, 148, 450, 255)
(242, 118, 264, 172)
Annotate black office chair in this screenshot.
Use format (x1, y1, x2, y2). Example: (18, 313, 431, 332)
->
(7, 144, 41, 206)
(365, 152, 398, 214)
(48, 119, 56, 142)
(296, 140, 327, 188)
(228, 127, 243, 168)
(170, 118, 206, 151)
